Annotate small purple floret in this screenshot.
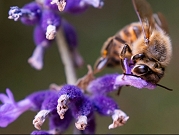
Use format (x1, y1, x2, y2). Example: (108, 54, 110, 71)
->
(40, 10, 61, 33)
(28, 25, 51, 70)
(115, 75, 156, 90)
(20, 2, 41, 25)
(0, 89, 32, 127)
(91, 95, 119, 115)
(87, 73, 119, 94)
(58, 85, 93, 118)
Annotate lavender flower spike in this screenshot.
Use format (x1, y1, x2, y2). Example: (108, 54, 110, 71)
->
(0, 88, 32, 127)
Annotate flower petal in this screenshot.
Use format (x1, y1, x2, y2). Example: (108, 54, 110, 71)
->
(91, 95, 118, 115)
(0, 98, 31, 127)
(20, 2, 41, 25)
(115, 74, 156, 89)
(57, 85, 93, 131)
(87, 73, 119, 94)
(40, 9, 61, 35)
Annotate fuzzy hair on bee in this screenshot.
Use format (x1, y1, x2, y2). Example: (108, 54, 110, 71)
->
(131, 28, 172, 84)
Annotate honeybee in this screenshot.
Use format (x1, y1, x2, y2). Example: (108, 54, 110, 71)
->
(94, 0, 172, 90)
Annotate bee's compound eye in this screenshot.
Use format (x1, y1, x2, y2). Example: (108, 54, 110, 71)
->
(132, 65, 149, 75)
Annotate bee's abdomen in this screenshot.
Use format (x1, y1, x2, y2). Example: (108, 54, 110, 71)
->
(115, 22, 142, 44)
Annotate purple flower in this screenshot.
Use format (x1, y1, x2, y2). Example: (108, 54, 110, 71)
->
(1, 62, 158, 133)
(40, 9, 61, 40)
(28, 25, 51, 70)
(0, 79, 131, 134)
(28, 90, 74, 133)
(90, 95, 129, 129)
(0, 86, 96, 134)
(8, 2, 41, 25)
(87, 73, 156, 95)
(56, 84, 129, 131)
(57, 84, 94, 131)
(0, 89, 73, 134)
(87, 73, 119, 95)
(91, 95, 119, 115)
(79, 0, 104, 8)
(42, 0, 59, 11)
(8, 0, 103, 70)
(0, 89, 32, 127)
(64, 0, 89, 14)
(114, 74, 156, 89)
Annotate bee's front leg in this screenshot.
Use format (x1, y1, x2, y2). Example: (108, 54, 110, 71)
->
(119, 44, 132, 77)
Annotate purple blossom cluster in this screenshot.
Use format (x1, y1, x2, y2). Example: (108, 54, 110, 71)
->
(0, 59, 156, 134)
(8, 0, 103, 70)
(2, 0, 163, 134)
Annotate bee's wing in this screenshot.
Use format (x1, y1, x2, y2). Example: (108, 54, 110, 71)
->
(132, 0, 155, 43)
(153, 12, 169, 34)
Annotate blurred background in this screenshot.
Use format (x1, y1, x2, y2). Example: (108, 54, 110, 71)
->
(0, 0, 179, 134)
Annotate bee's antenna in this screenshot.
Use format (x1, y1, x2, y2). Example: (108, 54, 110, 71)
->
(156, 84, 173, 91)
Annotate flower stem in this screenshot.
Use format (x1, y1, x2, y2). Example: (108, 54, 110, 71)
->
(56, 28, 77, 84)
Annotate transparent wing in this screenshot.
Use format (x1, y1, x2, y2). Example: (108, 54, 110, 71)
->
(153, 12, 169, 34)
(132, 0, 155, 44)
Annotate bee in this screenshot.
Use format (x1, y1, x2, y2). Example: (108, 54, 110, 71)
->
(94, 0, 172, 90)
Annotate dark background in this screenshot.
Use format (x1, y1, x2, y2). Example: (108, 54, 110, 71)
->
(0, 0, 179, 134)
